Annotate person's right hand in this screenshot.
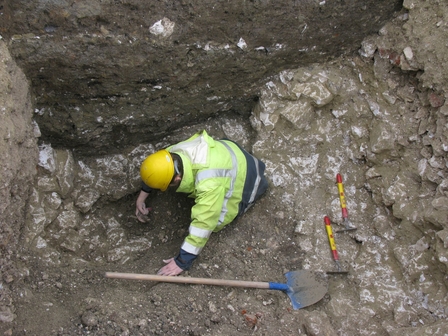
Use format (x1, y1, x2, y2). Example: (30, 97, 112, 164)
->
(157, 258, 183, 276)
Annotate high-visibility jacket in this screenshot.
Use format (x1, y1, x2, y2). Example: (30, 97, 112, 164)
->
(167, 130, 267, 270)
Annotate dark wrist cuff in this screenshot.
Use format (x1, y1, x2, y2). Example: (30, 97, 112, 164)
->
(141, 182, 153, 193)
(174, 249, 198, 270)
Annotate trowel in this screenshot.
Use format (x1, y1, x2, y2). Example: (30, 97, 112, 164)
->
(335, 173, 357, 233)
(324, 216, 348, 274)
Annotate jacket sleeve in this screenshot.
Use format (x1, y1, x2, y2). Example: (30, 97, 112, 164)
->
(180, 182, 225, 257)
(141, 182, 153, 193)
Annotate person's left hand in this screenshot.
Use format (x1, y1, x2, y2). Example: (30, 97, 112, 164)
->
(157, 258, 183, 276)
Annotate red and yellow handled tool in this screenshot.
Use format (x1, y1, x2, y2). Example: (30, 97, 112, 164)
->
(335, 173, 357, 232)
(324, 216, 348, 274)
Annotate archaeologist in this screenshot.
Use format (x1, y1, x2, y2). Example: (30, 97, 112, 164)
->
(135, 130, 268, 276)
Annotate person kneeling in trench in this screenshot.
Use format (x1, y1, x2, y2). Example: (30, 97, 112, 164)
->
(135, 130, 268, 276)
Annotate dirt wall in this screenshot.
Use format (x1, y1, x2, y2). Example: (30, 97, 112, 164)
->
(0, 39, 38, 324)
(1, 0, 401, 155)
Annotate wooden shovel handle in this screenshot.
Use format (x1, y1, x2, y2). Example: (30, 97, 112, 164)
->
(105, 272, 270, 289)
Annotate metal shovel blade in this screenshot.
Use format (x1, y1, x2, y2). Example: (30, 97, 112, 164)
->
(284, 270, 328, 309)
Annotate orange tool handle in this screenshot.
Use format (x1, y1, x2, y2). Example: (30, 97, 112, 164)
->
(336, 173, 348, 219)
(324, 216, 339, 261)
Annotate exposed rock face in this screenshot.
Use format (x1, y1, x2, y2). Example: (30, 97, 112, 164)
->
(0, 40, 38, 233)
(1, 0, 401, 154)
(250, 59, 448, 334)
(0, 39, 39, 326)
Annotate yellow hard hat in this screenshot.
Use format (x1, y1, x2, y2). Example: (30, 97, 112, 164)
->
(140, 149, 174, 191)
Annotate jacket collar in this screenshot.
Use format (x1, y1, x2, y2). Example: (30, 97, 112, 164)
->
(175, 152, 194, 193)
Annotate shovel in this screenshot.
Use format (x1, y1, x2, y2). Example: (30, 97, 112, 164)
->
(335, 173, 357, 233)
(105, 270, 327, 310)
(324, 216, 348, 274)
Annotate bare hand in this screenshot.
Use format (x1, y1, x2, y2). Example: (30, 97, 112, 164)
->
(157, 258, 183, 276)
(136, 200, 150, 214)
(135, 191, 151, 222)
(135, 206, 151, 223)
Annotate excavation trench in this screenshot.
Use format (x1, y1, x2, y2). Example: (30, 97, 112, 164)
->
(1, 1, 448, 335)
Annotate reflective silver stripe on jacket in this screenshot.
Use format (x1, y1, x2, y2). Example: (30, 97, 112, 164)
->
(194, 140, 238, 227)
(248, 156, 261, 204)
(181, 241, 202, 255)
(189, 226, 212, 239)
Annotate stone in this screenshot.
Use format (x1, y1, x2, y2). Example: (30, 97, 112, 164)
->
(436, 229, 448, 249)
(291, 81, 333, 107)
(23, 188, 48, 245)
(382, 91, 397, 105)
(60, 229, 83, 252)
(359, 36, 377, 58)
(428, 156, 445, 169)
(439, 104, 448, 116)
(37, 176, 60, 193)
(208, 301, 217, 313)
(418, 159, 443, 184)
(428, 92, 445, 108)
(402, 0, 416, 10)
(75, 189, 100, 213)
(393, 302, 416, 327)
(149, 18, 175, 39)
(81, 311, 98, 327)
(403, 46, 414, 61)
(54, 149, 75, 197)
(399, 54, 419, 71)
(278, 100, 314, 130)
(301, 311, 336, 336)
(432, 197, 448, 210)
(43, 192, 62, 210)
(94, 155, 130, 200)
(436, 179, 448, 196)
(294, 220, 313, 235)
(0, 306, 16, 323)
(127, 238, 152, 253)
(369, 120, 396, 154)
(373, 215, 395, 240)
(435, 230, 448, 267)
(38, 144, 56, 173)
(107, 227, 126, 248)
(54, 203, 81, 230)
(107, 246, 129, 262)
(393, 244, 431, 281)
(423, 208, 447, 230)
